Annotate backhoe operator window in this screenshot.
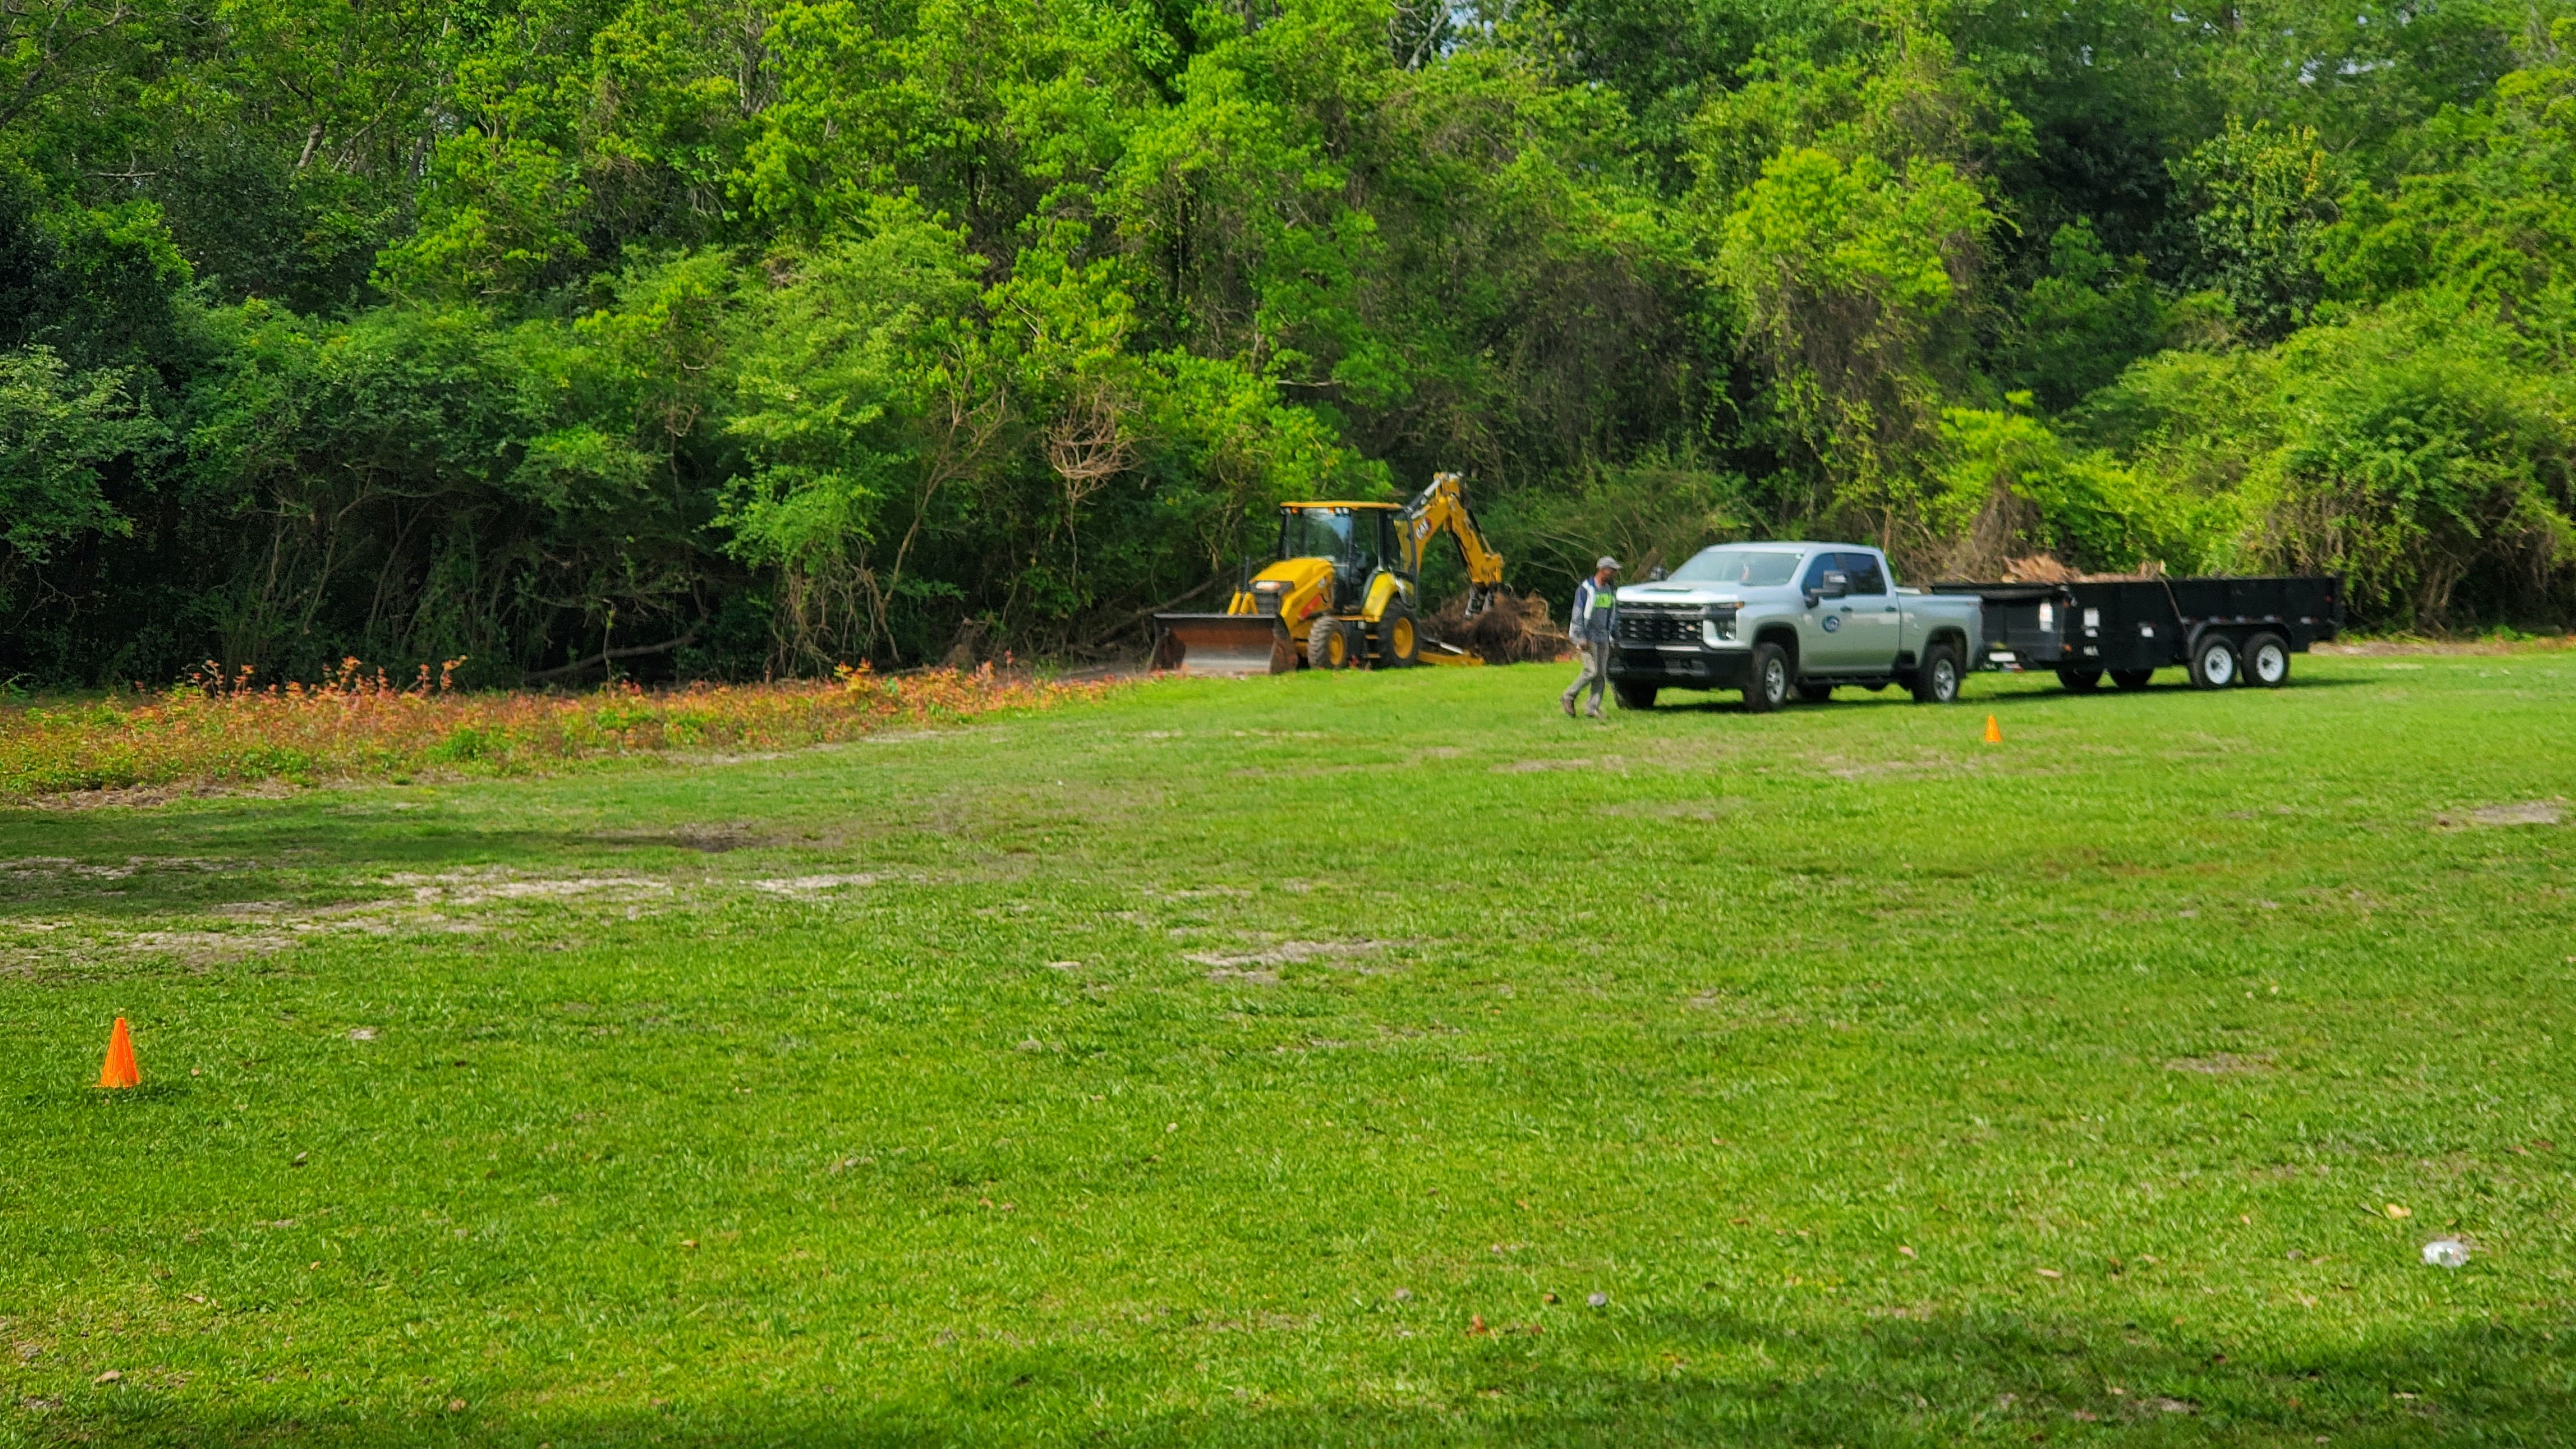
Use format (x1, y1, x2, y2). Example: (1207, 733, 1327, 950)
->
(1282, 508, 1387, 606)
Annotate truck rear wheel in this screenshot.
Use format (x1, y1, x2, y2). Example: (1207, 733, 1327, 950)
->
(2189, 634, 2239, 689)
(1744, 643, 1790, 713)
(1614, 682, 1658, 710)
(1795, 681, 1836, 703)
(1910, 640, 1961, 703)
(2244, 632, 2289, 687)
(2110, 669, 2154, 691)
(2055, 668, 2103, 692)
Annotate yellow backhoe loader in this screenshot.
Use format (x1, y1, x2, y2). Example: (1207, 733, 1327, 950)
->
(1152, 472, 1505, 675)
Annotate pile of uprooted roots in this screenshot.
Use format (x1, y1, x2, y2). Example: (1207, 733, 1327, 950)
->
(1428, 590, 1572, 664)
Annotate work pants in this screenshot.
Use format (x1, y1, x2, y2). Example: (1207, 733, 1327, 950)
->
(1561, 639, 1610, 713)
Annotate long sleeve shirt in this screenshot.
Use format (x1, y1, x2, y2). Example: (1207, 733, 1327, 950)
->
(1570, 577, 1616, 643)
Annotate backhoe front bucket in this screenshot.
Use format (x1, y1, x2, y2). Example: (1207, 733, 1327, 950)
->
(1151, 613, 1296, 676)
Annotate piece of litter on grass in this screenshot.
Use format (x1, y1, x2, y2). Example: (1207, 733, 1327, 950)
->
(2385, 1203, 2411, 1220)
(93, 1370, 120, 1385)
(1586, 1292, 1608, 1308)
(2036, 1268, 2062, 1279)
(348, 1027, 376, 1041)
(2422, 1238, 2469, 1268)
(1898, 1245, 1915, 1257)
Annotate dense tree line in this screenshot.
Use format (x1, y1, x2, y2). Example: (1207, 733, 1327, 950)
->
(5, 0, 2573, 684)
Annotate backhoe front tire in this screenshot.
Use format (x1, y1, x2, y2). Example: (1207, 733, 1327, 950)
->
(1614, 682, 1658, 711)
(1744, 643, 1791, 713)
(1321, 620, 1361, 670)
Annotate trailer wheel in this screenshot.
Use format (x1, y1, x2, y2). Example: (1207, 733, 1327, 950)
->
(2244, 632, 2289, 687)
(1744, 643, 1791, 713)
(2055, 668, 2103, 692)
(1614, 682, 1659, 711)
(1795, 681, 1836, 703)
(2110, 669, 2154, 691)
(1910, 640, 1962, 704)
(2189, 634, 2239, 689)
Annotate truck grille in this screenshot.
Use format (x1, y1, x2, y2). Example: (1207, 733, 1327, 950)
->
(1616, 609, 1701, 644)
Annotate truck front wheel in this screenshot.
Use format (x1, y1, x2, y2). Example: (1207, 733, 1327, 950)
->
(1614, 682, 1658, 710)
(1744, 644, 1791, 713)
(1910, 641, 1961, 704)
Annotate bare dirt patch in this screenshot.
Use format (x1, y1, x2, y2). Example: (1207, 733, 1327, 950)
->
(10, 779, 302, 811)
(2165, 1053, 2271, 1076)
(2434, 801, 2566, 829)
(1186, 940, 1394, 970)
(1597, 799, 1745, 820)
(384, 868, 672, 906)
(595, 823, 769, 853)
(751, 873, 881, 895)
(1492, 757, 1623, 774)
(1204, 967, 1282, 985)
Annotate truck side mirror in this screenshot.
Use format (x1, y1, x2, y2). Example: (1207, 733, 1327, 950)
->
(1647, 566, 1666, 581)
(1814, 571, 1848, 602)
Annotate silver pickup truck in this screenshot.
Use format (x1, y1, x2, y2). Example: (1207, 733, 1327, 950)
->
(1604, 542, 1984, 712)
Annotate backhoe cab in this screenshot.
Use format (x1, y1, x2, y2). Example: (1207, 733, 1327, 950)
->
(1152, 472, 1504, 675)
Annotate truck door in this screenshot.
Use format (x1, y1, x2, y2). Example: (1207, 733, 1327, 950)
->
(1836, 551, 1900, 670)
(1800, 551, 1880, 672)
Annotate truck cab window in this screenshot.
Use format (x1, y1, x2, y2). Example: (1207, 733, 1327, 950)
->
(1839, 553, 1888, 595)
(1801, 554, 1839, 592)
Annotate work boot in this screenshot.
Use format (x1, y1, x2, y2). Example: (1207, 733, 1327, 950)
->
(1586, 705, 1604, 719)
(1561, 696, 1576, 717)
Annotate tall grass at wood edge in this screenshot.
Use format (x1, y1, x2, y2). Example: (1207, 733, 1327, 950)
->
(0, 657, 1114, 799)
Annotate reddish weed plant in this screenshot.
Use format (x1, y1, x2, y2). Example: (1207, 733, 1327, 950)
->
(0, 658, 1112, 798)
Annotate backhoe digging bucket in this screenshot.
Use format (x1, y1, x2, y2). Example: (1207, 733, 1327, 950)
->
(1151, 613, 1296, 676)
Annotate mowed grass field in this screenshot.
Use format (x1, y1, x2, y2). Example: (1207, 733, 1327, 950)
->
(3, 654, 2573, 1446)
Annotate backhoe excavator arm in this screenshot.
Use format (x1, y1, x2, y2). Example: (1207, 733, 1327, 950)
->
(1399, 471, 1505, 618)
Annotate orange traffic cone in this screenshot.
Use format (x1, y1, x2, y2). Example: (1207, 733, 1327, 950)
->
(1982, 714, 2002, 744)
(97, 1016, 140, 1089)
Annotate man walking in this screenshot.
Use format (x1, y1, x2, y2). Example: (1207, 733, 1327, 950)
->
(1561, 555, 1619, 718)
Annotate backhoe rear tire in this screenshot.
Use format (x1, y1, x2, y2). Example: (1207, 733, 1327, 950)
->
(1376, 604, 1419, 668)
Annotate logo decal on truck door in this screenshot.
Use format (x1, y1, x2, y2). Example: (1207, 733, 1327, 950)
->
(1821, 615, 1841, 632)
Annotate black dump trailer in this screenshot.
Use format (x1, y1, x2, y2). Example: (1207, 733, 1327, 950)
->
(1928, 576, 2343, 691)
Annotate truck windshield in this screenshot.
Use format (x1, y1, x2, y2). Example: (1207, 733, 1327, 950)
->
(1671, 547, 1802, 587)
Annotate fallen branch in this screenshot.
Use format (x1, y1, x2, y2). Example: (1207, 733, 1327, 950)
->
(524, 629, 700, 684)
